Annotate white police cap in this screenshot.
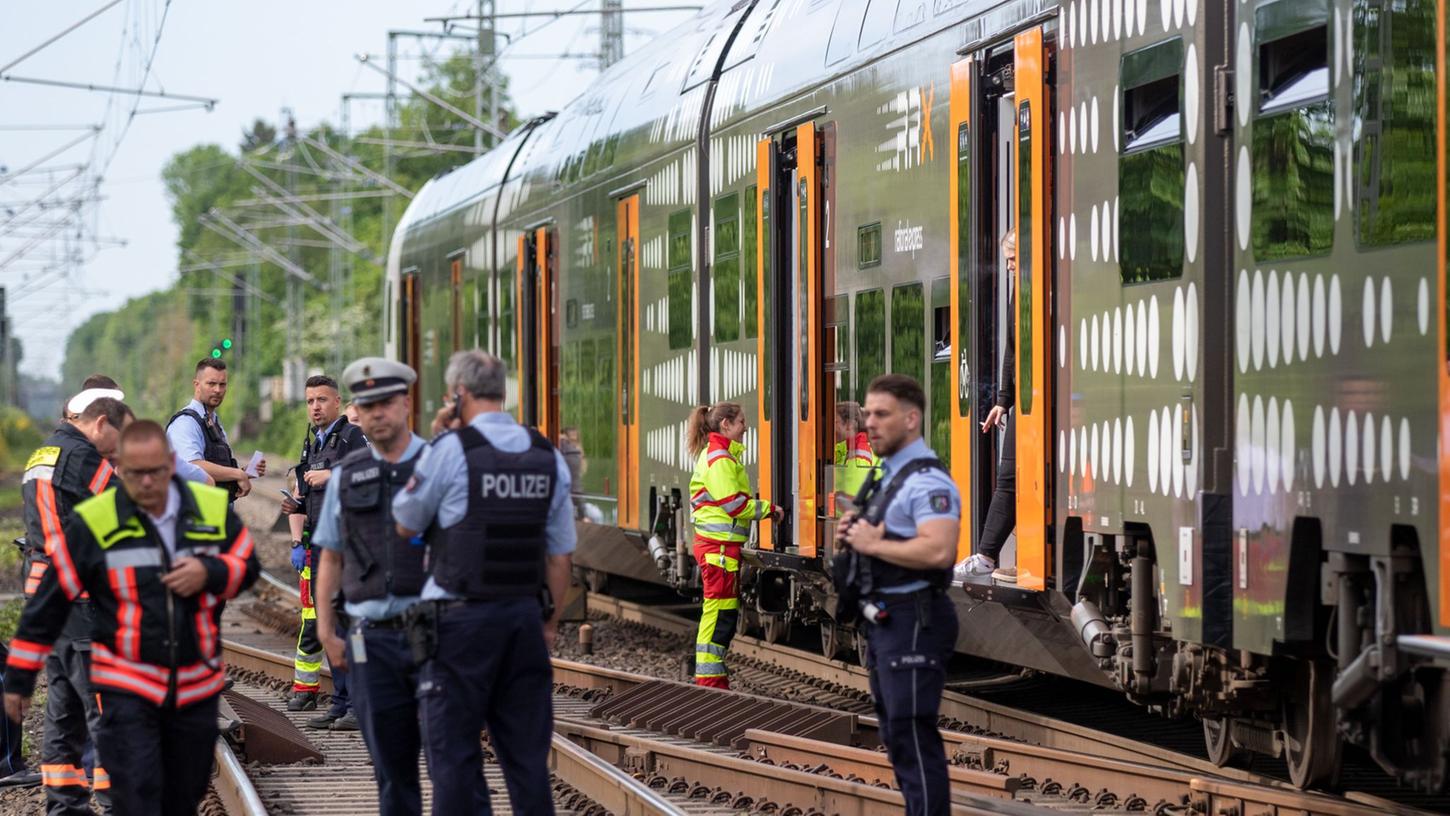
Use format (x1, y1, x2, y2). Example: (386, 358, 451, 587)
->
(343, 357, 416, 405)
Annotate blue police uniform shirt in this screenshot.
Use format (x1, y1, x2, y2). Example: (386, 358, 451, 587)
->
(314, 416, 343, 448)
(392, 411, 577, 602)
(174, 454, 209, 484)
(168, 398, 229, 465)
(312, 432, 427, 621)
(872, 435, 961, 593)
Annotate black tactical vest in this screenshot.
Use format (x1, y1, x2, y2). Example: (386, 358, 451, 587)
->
(428, 425, 556, 600)
(852, 457, 953, 593)
(167, 408, 239, 500)
(336, 447, 428, 603)
(300, 419, 364, 533)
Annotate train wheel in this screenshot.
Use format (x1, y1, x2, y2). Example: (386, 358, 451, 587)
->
(762, 613, 791, 644)
(1282, 660, 1342, 789)
(820, 620, 844, 660)
(1203, 716, 1244, 768)
(853, 629, 870, 667)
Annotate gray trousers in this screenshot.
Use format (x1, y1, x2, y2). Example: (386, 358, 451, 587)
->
(43, 637, 110, 816)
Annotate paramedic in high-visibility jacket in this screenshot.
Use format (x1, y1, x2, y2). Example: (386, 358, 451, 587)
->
(685, 402, 781, 688)
(4, 420, 259, 816)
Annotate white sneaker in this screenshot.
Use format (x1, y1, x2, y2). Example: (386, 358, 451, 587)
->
(953, 554, 996, 584)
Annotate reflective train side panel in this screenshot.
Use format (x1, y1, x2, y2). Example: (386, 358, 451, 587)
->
(388, 0, 1450, 791)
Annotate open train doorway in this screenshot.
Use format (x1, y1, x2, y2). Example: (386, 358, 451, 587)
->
(959, 24, 1056, 592)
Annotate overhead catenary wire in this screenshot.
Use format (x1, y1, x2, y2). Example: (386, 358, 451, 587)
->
(0, 0, 126, 75)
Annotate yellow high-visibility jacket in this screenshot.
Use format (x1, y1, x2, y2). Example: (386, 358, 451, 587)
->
(689, 432, 768, 544)
(834, 431, 876, 499)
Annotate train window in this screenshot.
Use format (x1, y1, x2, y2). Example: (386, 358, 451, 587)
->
(1016, 100, 1034, 414)
(893, 0, 926, 33)
(1119, 38, 1186, 284)
(827, 0, 870, 64)
(955, 122, 972, 419)
(667, 208, 693, 350)
(499, 266, 515, 366)
(930, 277, 951, 468)
(854, 289, 885, 402)
(858, 222, 882, 268)
(891, 282, 925, 385)
(565, 299, 580, 329)
(1353, 0, 1437, 246)
(713, 193, 741, 342)
(1252, 1, 1334, 260)
(743, 186, 759, 339)
(858, 0, 897, 50)
(763, 193, 775, 420)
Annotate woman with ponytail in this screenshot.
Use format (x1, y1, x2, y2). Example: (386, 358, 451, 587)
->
(686, 402, 781, 688)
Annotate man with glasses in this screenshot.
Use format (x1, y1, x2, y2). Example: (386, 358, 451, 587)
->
(5, 420, 258, 814)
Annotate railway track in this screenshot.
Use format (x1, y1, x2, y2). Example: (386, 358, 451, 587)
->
(584, 591, 1443, 816)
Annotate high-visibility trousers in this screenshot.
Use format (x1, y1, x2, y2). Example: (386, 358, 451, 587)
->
(294, 550, 322, 694)
(42, 637, 111, 816)
(692, 538, 741, 689)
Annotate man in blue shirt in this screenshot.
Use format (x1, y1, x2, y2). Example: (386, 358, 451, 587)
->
(313, 358, 428, 816)
(166, 359, 263, 499)
(393, 350, 575, 816)
(839, 373, 960, 816)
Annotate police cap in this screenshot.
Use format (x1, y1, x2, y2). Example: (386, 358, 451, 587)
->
(343, 357, 416, 405)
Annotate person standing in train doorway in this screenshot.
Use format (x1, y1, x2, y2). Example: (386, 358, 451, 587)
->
(686, 403, 782, 689)
(957, 229, 1019, 585)
(838, 374, 960, 815)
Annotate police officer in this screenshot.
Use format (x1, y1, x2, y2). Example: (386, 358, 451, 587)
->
(393, 350, 575, 816)
(837, 374, 960, 816)
(21, 395, 133, 815)
(167, 358, 265, 500)
(6, 420, 260, 815)
(311, 358, 426, 815)
(284, 375, 368, 720)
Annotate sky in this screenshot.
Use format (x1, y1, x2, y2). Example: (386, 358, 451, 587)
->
(0, 0, 695, 379)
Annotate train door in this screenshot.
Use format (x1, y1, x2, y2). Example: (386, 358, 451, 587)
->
(400, 267, 421, 431)
(517, 227, 559, 438)
(755, 120, 831, 560)
(964, 28, 1055, 591)
(616, 195, 641, 530)
(1011, 28, 1053, 591)
(949, 58, 978, 563)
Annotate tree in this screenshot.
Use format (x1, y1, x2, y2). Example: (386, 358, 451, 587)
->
(240, 119, 278, 154)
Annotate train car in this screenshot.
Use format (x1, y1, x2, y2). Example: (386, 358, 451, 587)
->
(386, 0, 1450, 791)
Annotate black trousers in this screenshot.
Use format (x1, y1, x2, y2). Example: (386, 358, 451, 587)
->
(0, 644, 27, 779)
(865, 591, 958, 816)
(419, 599, 554, 816)
(979, 413, 1016, 562)
(43, 638, 110, 815)
(349, 623, 422, 816)
(93, 691, 218, 816)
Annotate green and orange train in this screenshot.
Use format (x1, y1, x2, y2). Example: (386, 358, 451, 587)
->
(387, 0, 1450, 790)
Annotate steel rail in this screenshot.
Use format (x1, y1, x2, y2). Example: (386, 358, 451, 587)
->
(549, 733, 686, 815)
(585, 592, 1248, 776)
(211, 738, 268, 816)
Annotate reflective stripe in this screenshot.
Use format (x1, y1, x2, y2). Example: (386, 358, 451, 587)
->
(41, 765, 88, 787)
(695, 522, 749, 537)
(218, 527, 254, 598)
(107, 567, 141, 660)
(92, 767, 110, 791)
(700, 596, 740, 612)
(696, 643, 727, 658)
(87, 460, 114, 495)
(24, 561, 46, 596)
(104, 549, 162, 570)
(23, 465, 54, 484)
(36, 481, 82, 599)
(703, 552, 740, 572)
(90, 665, 167, 706)
(177, 544, 220, 557)
(176, 671, 224, 707)
(6, 638, 51, 671)
(92, 643, 169, 682)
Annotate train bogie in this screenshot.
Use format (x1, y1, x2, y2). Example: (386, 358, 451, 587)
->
(390, 0, 1450, 792)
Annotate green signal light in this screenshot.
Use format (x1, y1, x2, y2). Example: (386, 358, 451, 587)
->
(211, 348, 222, 359)
(221, 338, 233, 349)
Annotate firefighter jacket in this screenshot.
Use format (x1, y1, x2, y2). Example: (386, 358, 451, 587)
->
(21, 424, 117, 640)
(5, 478, 259, 708)
(296, 417, 368, 535)
(688, 432, 768, 545)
